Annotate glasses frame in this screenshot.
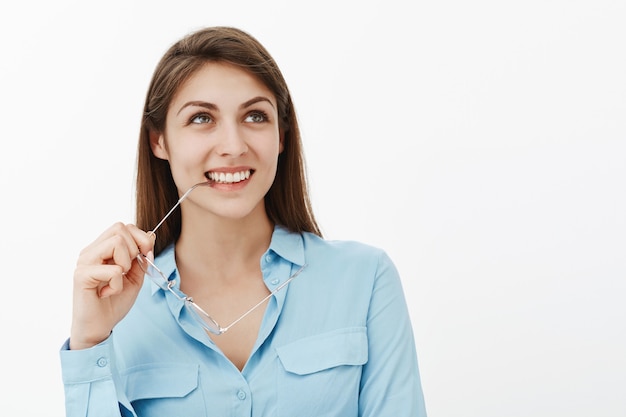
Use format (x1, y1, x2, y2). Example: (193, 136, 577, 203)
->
(141, 256, 305, 334)
(136, 180, 305, 335)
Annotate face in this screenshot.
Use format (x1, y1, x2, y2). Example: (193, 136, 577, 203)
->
(151, 61, 283, 222)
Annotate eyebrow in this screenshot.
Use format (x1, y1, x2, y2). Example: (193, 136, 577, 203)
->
(176, 96, 276, 116)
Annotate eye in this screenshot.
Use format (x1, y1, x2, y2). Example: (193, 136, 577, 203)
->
(189, 113, 213, 124)
(244, 111, 269, 123)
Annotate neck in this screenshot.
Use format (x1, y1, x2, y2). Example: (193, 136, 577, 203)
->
(175, 209, 274, 282)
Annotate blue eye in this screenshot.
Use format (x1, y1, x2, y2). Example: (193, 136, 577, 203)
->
(190, 113, 212, 124)
(245, 111, 268, 123)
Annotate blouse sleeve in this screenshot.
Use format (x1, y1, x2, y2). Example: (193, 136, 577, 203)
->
(59, 337, 136, 417)
(358, 251, 428, 417)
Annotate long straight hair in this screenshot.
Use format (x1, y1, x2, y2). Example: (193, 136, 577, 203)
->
(135, 27, 321, 255)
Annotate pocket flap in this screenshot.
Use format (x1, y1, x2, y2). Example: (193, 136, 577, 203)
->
(276, 327, 368, 375)
(123, 363, 199, 401)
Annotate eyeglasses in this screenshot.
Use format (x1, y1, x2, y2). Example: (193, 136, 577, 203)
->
(137, 181, 306, 335)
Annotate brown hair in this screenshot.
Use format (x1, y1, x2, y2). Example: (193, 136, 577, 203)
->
(135, 26, 321, 255)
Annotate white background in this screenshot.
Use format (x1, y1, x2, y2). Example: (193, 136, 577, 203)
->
(0, 1, 624, 416)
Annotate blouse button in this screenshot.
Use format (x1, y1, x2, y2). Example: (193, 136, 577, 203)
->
(270, 278, 280, 285)
(96, 357, 108, 367)
(237, 390, 247, 400)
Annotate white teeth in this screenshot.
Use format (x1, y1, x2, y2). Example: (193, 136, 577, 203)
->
(209, 170, 251, 184)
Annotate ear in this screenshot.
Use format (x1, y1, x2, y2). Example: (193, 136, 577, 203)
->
(278, 130, 285, 154)
(149, 130, 169, 160)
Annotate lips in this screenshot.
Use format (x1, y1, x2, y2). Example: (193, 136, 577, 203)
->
(206, 169, 252, 184)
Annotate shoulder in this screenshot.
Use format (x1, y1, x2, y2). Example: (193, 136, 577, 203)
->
(296, 231, 399, 288)
(273, 231, 405, 340)
(271, 225, 392, 270)
(301, 231, 392, 266)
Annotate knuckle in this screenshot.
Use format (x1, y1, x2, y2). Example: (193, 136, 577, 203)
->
(111, 264, 125, 276)
(73, 265, 86, 282)
(111, 221, 126, 232)
(111, 233, 125, 246)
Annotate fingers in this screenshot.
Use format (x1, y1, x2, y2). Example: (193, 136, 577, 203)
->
(74, 222, 156, 299)
(129, 224, 156, 258)
(78, 222, 155, 273)
(74, 264, 125, 297)
(81, 222, 132, 254)
(71, 223, 155, 349)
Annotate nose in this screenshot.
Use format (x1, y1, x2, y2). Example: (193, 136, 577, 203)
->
(215, 121, 248, 157)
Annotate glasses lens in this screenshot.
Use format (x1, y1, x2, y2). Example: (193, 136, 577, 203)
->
(137, 255, 169, 289)
(136, 254, 149, 274)
(184, 301, 222, 334)
(138, 253, 222, 333)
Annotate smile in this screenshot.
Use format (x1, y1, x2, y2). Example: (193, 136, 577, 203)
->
(206, 170, 252, 184)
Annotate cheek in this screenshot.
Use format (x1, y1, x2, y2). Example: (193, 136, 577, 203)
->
(164, 131, 207, 162)
(265, 140, 283, 166)
(163, 144, 208, 183)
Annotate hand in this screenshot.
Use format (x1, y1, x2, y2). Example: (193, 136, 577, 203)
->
(69, 222, 155, 350)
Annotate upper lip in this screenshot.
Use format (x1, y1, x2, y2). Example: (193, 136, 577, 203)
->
(206, 166, 253, 174)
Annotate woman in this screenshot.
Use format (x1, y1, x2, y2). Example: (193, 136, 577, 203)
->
(61, 26, 427, 416)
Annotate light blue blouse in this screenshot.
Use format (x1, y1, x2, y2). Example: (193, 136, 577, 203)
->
(60, 226, 427, 416)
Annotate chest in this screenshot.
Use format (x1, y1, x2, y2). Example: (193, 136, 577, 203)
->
(182, 280, 271, 371)
(122, 325, 367, 417)
(207, 299, 269, 371)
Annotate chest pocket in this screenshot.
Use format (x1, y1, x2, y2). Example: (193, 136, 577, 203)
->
(276, 327, 368, 416)
(122, 363, 206, 416)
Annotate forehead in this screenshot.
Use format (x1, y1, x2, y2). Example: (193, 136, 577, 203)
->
(171, 61, 276, 107)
